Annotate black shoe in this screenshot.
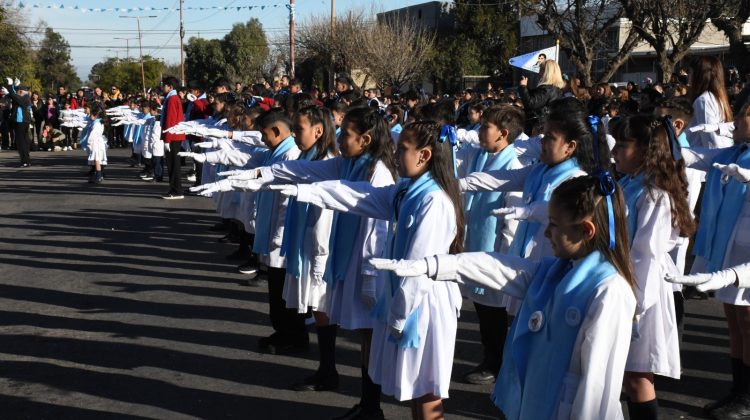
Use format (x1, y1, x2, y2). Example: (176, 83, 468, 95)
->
(331, 404, 385, 420)
(706, 394, 738, 414)
(258, 333, 281, 352)
(463, 363, 498, 385)
(226, 249, 249, 261)
(712, 394, 750, 419)
(292, 371, 339, 392)
(238, 261, 259, 276)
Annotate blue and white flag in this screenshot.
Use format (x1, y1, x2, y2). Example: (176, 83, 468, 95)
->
(508, 45, 559, 73)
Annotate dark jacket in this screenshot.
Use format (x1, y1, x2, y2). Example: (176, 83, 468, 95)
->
(6, 87, 32, 125)
(519, 84, 562, 129)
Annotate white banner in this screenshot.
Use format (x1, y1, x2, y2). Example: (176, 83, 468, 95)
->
(508, 46, 559, 73)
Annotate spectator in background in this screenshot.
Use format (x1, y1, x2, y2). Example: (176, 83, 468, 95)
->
(55, 86, 69, 108)
(235, 81, 242, 92)
(289, 79, 302, 94)
(5, 79, 33, 167)
(30, 92, 43, 145)
(733, 72, 750, 114)
(518, 59, 564, 134)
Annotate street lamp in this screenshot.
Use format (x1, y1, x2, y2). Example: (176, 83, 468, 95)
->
(119, 15, 157, 96)
(113, 37, 137, 60)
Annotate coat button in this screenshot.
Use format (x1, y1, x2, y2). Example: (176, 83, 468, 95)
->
(528, 310, 544, 332)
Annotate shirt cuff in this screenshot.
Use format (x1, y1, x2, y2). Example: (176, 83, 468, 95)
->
(434, 254, 459, 282)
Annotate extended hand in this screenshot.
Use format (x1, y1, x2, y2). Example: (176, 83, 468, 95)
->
(267, 184, 298, 197)
(491, 206, 531, 220)
(369, 258, 429, 277)
(714, 163, 750, 183)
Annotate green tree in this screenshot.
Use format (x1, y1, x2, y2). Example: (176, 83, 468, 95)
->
(221, 19, 269, 84)
(35, 27, 80, 91)
(428, 1, 517, 92)
(0, 5, 40, 91)
(88, 56, 165, 95)
(185, 37, 227, 86)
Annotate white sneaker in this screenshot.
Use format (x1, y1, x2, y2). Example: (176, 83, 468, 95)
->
(187, 174, 197, 182)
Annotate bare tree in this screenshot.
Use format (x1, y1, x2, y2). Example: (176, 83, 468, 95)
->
(620, 0, 721, 83)
(711, 0, 750, 75)
(363, 16, 435, 92)
(528, 0, 640, 86)
(296, 10, 370, 89)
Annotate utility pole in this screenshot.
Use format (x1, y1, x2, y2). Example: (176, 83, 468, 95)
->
(289, 0, 296, 78)
(120, 15, 157, 96)
(113, 37, 136, 60)
(330, 0, 335, 92)
(179, 0, 185, 85)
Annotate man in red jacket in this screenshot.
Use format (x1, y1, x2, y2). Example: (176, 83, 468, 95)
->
(160, 76, 186, 199)
(186, 80, 210, 186)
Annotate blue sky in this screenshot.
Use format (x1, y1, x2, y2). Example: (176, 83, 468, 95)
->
(14, 0, 438, 81)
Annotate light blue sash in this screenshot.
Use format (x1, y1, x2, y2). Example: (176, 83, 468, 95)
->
(78, 118, 99, 150)
(619, 173, 646, 244)
(493, 251, 616, 419)
(323, 154, 375, 284)
(508, 159, 581, 257)
(694, 145, 750, 271)
(252, 136, 296, 255)
(372, 172, 440, 349)
(281, 147, 319, 278)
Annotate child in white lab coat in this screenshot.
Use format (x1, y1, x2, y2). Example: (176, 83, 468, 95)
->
(610, 115, 696, 419)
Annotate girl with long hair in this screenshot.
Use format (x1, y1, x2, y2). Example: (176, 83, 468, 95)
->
(686, 56, 734, 148)
(611, 115, 696, 419)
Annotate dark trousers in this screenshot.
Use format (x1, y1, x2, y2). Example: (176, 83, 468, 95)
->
(167, 141, 182, 194)
(13, 123, 30, 164)
(474, 301, 508, 372)
(267, 266, 308, 344)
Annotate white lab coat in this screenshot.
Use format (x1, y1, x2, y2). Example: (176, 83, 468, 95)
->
(294, 179, 462, 401)
(86, 121, 107, 166)
(260, 157, 394, 329)
(686, 91, 734, 149)
(282, 152, 336, 313)
(433, 252, 635, 420)
(625, 188, 681, 378)
(683, 147, 750, 305)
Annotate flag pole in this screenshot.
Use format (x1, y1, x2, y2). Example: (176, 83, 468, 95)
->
(555, 38, 560, 61)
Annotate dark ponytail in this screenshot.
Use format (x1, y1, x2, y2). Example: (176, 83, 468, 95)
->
(546, 97, 612, 174)
(402, 120, 465, 254)
(343, 107, 397, 180)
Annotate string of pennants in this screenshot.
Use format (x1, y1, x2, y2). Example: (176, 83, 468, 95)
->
(17, 2, 288, 13)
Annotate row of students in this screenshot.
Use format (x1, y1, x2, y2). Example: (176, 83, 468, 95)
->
(182, 95, 747, 419)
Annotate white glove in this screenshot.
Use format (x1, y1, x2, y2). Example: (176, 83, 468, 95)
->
(5, 77, 12, 86)
(189, 179, 236, 196)
(178, 152, 206, 163)
(370, 258, 429, 278)
(492, 206, 531, 220)
(665, 269, 738, 292)
(224, 169, 260, 181)
(203, 128, 230, 138)
(0, 87, 7, 95)
(689, 124, 720, 133)
(361, 275, 377, 310)
(389, 325, 403, 341)
(714, 163, 750, 183)
(232, 179, 266, 192)
(13, 78, 20, 87)
(218, 169, 256, 178)
(164, 143, 171, 153)
(195, 139, 219, 149)
(267, 184, 298, 197)
(187, 93, 197, 102)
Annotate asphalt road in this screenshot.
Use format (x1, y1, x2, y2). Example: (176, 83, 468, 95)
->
(0, 147, 731, 419)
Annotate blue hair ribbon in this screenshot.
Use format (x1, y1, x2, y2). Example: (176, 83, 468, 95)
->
(439, 124, 459, 177)
(662, 116, 683, 161)
(589, 115, 616, 250)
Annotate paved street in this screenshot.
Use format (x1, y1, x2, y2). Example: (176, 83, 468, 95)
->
(0, 147, 733, 419)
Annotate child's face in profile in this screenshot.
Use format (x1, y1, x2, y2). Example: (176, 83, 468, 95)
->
(478, 121, 507, 153)
(611, 138, 643, 175)
(293, 114, 322, 152)
(395, 130, 429, 179)
(545, 201, 590, 259)
(337, 119, 369, 159)
(468, 109, 482, 124)
(540, 123, 576, 166)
